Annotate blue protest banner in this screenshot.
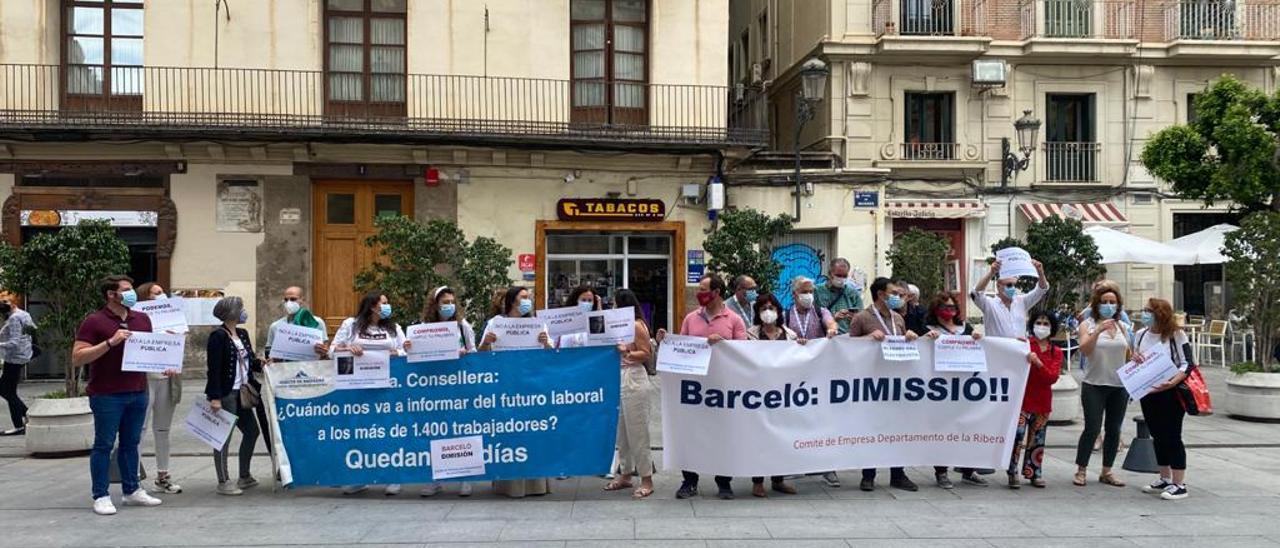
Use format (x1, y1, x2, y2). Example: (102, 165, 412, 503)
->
(265, 347, 621, 487)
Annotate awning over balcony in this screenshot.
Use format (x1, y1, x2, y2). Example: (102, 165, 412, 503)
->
(1018, 202, 1127, 226)
(885, 199, 986, 219)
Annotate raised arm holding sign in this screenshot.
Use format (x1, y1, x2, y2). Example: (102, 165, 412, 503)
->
(996, 247, 1039, 280)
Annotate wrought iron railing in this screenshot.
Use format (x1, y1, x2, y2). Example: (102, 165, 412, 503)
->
(875, 0, 962, 35)
(0, 64, 767, 148)
(1043, 142, 1101, 182)
(1164, 0, 1280, 40)
(1021, 0, 1135, 39)
(901, 142, 960, 160)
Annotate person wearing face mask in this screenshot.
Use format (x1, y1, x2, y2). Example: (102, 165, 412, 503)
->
(130, 283, 185, 494)
(814, 258, 862, 335)
(0, 292, 35, 437)
(479, 286, 553, 498)
(920, 291, 987, 489)
(848, 277, 920, 492)
(656, 274, 747, 499)
(745, 291, 802, 497)
(265, 286, 329, 362)
(1134, 298, 1195, 500)
(332, 291, 411, 496)
(416, 286, 477, 498)
(204, 296, 263, 496)
(1008, 312, 1062, 489)
(72, 275, 167, 515)
(1073, 285, 1132, 488)
(726, 275, 758, 328)
(603, 289, 657, 500)
(787, 276, 837, 340)
(556, 285, 601, 348)
(969, 257, 1049, 339)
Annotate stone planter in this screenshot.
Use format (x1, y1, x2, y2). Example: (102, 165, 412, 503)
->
(1225, 372, 1280, 421)
(26, 396, 94, 457)
(1049, 374, 1081, 424)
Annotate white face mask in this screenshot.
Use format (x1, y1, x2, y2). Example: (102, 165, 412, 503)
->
(1033, 325, 1052, 340)
(759, 309, 778, 325)
(796, 293, 815, 309)
(283, 300, 301, 315)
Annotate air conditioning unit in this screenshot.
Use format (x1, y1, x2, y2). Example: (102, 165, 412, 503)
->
(972, 59, 1007, 87)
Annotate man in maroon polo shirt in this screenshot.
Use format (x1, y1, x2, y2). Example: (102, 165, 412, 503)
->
(657, 274, 747, 500)
(72, 274, 166, 515)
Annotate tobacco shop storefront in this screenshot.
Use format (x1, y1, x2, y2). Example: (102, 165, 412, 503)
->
(534, 198, 685, 333)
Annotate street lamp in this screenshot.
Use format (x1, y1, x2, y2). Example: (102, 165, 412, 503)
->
(1001, 109, 1042, 187)
(793, 58, 828, 221)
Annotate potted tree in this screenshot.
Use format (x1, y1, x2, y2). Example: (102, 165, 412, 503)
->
(1142, 75, 1280, 421)
(992, 217, 1105, 424)
(0, 219, 131, 455)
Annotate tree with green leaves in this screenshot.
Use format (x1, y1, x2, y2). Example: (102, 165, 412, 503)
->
(355, 216, 512, 329)
(1223, 211, 1279, 372)
(1141, 75, 1280, 213)
(886, 228, 950, 302)
(0, 220, 130, 397)
(991, 217, 1103, 312)
(702, 209, 794, 293)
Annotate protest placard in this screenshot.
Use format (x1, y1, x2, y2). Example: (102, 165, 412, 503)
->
(334, 349, 391, 389)
(406, 322, 463, 363)
(881, 335, 921, 362)
(268, 324, 327, 362)
(132, 298, 189, 333)
(184, 399, 237, 450)
(656, 334, 713, 376)
(536, 307, 588, 340)
(122, 332, 186, 373)
(488, 318, 548, 350)
(1119, 348, 1180, 400)
(586, 307, 636, 346)
(996, 247, 1039, 279)
(430, 435, 486, 480)
(934, 334, 987, 372)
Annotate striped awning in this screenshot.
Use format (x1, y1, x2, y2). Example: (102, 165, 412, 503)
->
(885, 199, 986, 219)
(1018, 202, 1127, 226)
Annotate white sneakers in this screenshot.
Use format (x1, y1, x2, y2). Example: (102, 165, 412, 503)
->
(384, 484, 402, 496)
(95, 490, 162, 515)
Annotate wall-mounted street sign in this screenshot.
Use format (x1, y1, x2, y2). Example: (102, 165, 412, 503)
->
(556, 198, 665, 222)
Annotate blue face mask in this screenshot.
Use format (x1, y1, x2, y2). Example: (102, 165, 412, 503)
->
(518, 298, 533, 316)
(744, 289, 759, 303)
(1099, 303, 1117, 319)
(238, 309, 249, 324)
(439, 303, 456, 320)
(154, 294, 168, 301)
(886, 294, 904, 310)
(119, 289, 138, 308)
(379, 303, 393, 319)
(577, 301, 595, 312)
(1140, 310, 1153, 325)
(1003, 286, 1018, 299)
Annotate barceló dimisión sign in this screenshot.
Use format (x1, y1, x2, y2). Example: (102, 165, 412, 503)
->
(556, 198, 665, 222)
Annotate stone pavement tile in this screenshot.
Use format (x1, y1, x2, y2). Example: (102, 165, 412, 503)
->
(569, 499, 695, 519)
(691, 499, 822, 518)
(445, 500, 574, 520)
(806, 499, 936, 518)
(423, 543, 564, 548)
(566, 541, 705, 548)
(1192, 448, 1280, 472)
(1127, 536, 1280, 548)
(1021, 516, 1169, 538)
(707, 541, 847, 548)
(761, 516, 905, 539)
(1146, 514, 1280, 537)
(985, 538, 1139, 548)
(498, 519, 635, 541)
(844, 539, 995, 548)
(634, 517, 771, 540)
(359, 519, 509, 543)
(890, 516, 1044, 539)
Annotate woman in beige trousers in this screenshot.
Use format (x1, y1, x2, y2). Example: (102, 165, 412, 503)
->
(602, 289, 655, 499)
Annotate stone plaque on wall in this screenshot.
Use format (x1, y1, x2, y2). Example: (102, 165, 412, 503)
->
(216, 179, 263, 232)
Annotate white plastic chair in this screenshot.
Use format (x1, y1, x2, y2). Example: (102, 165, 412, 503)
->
(1199, 320, 1228, 367)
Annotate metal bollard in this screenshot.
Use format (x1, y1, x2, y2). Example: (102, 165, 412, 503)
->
(1121, 415, 1160, 473)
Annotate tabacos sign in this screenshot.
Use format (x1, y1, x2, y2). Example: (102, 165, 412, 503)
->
(557, 198, 665, 222)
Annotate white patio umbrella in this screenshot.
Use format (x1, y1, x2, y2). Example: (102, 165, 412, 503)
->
(1083, 226, 1198, 265)
(1167, 224, 1239, 264)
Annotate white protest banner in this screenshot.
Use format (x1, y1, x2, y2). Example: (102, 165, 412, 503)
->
(996, 247, 1039, 279)
(537, 307, 588, 340)
(334, 349, 391, 389)
(880, 335, 921, 362)
(406, 322, 463, 363)
(934, 335, 987, 372)
(656, 334, 713, 376)
(184, 399, 237, 450)
(121, 332, 186, 373)
(132, 298, 188, 333)
(430, 435, 487, 480)
(661, 337, 1029, 476)
(586, 307, 637, 346)
(489, 318, 547, 351)
(1119, 348, 1180, 400)
(269, 324, 327, 362)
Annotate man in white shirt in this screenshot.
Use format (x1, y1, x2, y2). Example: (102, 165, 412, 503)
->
(264, 286, 328, 359)
(969, 259, 1048, 339)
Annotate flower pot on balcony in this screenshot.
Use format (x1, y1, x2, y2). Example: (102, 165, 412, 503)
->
(1049, 373, 1081, 424)
(26, 396, 94, 457)
(1225, 372, 1280, 421)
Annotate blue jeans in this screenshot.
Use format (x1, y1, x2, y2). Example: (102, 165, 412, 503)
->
(90, 391, 148, 500)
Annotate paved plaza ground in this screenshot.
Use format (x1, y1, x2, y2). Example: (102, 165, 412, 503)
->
(1, 367, 1278, 547)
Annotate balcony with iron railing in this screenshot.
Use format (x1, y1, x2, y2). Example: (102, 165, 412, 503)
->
(901, 142, 960, 160)
(1020, 0, 1136, 39)
(0, 64, 768, 149)
(1164, 0, 1280, 40)
(1042, 142, 1101, 183)
(872, 0, 993, 54)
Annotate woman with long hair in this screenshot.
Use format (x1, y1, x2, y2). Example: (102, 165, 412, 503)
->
(921, 291, 988, 489)
(416, 285, 477, 498)
(134, 282, 183, 494)
(1073, 285, 1131, 488)
(1134, 298, 1195, 500)
(745, 291, 801, 497)
(558, 285, 601, 348)
(332, 291, 409, 496)
(602, 289, 656, 499)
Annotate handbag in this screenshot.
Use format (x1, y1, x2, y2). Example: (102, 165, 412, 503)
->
(1177, 367, 1212, 416)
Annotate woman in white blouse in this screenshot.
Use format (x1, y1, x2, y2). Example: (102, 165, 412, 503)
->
(1073, 286, 1131, 488)
(333, 291, 410, 496)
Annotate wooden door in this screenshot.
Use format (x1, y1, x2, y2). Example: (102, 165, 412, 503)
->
(312, 181, 413, 333)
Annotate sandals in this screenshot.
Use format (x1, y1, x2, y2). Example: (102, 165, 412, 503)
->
(603, 479, 634, 492)
(1073, 470, 1087, 486)
(1099, 473, 1126, 487)
(632, 486, 654, 499)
